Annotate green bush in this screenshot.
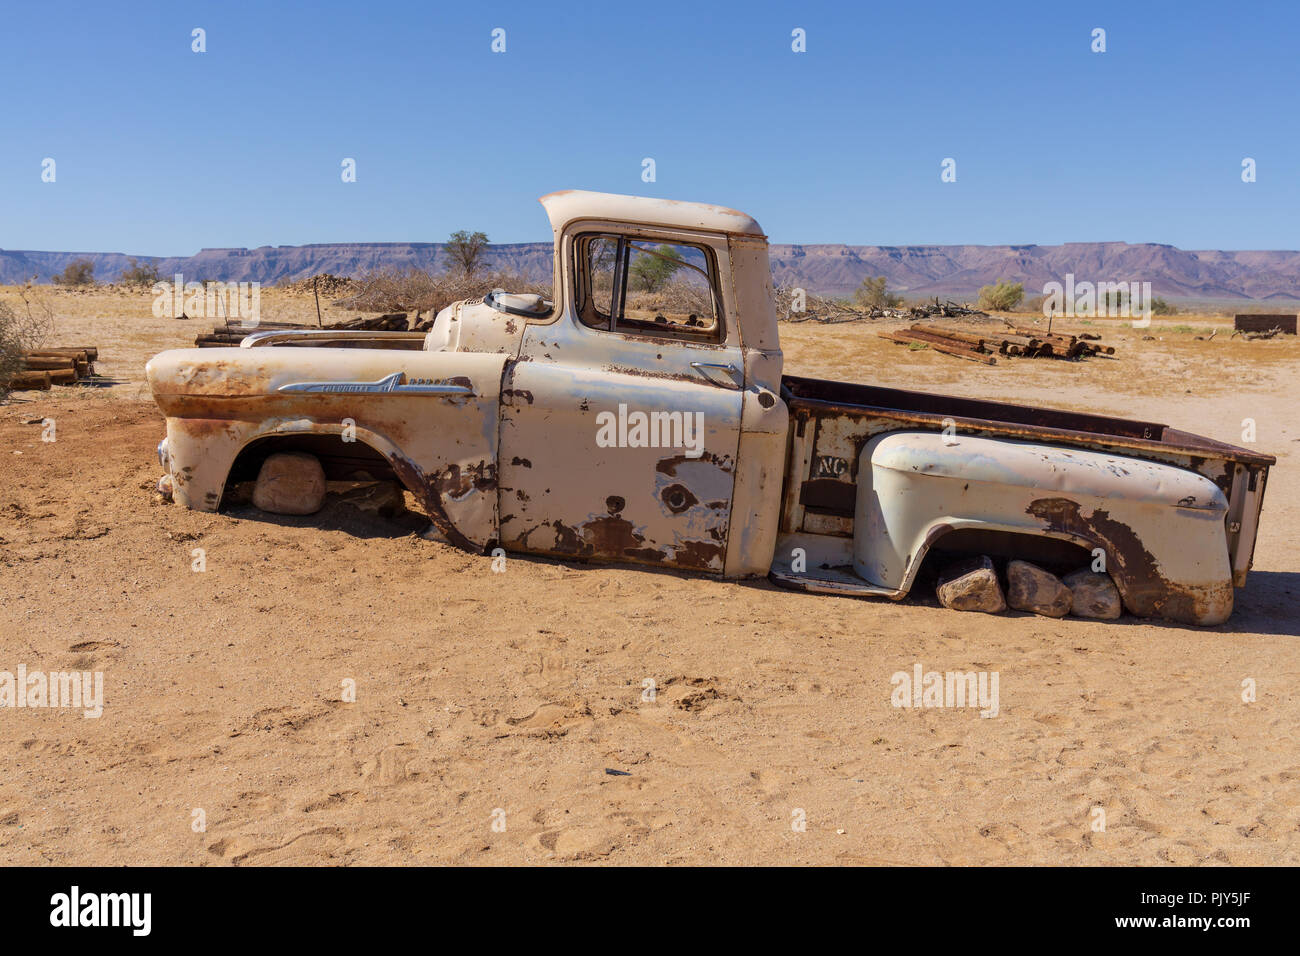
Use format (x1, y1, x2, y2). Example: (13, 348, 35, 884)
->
(978, 279, 1024, 312)
(854, 276, 902, 310)
(444, 231, 489, 276)
(629, 244, 685, 292)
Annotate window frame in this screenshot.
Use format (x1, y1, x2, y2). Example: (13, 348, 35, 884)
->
(573, 230, 726, 344)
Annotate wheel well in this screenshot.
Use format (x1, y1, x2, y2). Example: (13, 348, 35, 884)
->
(223, 433, 398, 506)
(912, 527, 1096, 591)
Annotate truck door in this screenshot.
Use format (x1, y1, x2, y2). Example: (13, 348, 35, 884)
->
(498, 229, 745, 572)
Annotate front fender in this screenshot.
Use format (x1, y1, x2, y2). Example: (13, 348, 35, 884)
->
(147, 347, 508, 549)
(855, 431, 1234, 626)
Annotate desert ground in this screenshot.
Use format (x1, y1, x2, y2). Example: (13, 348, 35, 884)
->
(1, 286, 1297, 865)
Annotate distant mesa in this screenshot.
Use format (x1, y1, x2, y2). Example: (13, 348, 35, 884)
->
(4, 240, 1300, 301)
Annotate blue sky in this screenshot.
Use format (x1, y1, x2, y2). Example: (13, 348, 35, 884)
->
(1, 0, 1297, 253)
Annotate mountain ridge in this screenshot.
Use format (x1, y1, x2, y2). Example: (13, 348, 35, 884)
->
(5, 240, 1300, 301)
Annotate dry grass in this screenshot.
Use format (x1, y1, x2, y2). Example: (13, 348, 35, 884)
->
(781, 311, 1300, 417)
(337, 269, 551, 319)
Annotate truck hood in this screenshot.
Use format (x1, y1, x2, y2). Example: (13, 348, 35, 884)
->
(424, 295, 539, 355)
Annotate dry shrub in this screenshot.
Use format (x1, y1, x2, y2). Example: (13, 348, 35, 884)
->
(0, 303, 22, 394)
(277, 273, 356, 297)
(773, 280, 869, 323)
(0, 286, 57, 396)
(338, 268, 551, 318)
(624, 278, 715, 317)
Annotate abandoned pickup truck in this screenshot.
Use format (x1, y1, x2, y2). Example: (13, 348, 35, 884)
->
(146, 190, 1274, 626)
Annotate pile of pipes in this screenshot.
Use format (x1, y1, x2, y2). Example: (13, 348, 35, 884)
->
(7, 347, 100, 390)
(878, 323, 1114, 365)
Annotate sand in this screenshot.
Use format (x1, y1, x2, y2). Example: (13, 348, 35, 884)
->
(0, 287, 1296, 864)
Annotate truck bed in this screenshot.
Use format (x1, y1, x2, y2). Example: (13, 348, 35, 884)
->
(779, 374, 1274, 587)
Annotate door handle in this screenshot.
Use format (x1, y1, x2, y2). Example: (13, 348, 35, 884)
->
(689, 361, 740, 388)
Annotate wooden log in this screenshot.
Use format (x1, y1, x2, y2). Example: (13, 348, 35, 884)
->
(25, 349, 88, 361)
(920, 324, 990, 348)
(20, 357, 77, 371)
(910, 325, 986, 349)
(997, 332, 1040, 349)
(27, 348, 89, 359)
(31, 346, 99, 361)
(194, 333, 247, 346)
(7, 370, 52, 390)
(903, 327, 989, 353)
(48, 369, 78, 385)
(878, 331, 998, 365)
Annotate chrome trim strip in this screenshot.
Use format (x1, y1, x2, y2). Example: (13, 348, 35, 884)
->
(277, 372, 474, 396)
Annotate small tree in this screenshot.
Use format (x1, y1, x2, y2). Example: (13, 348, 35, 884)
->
(629, 245, 684, 292)
(120, 257, 161, 288)
(51, 259, 96, 287)
(1151, 296, 1178, 315)
(978, 279, 1024, 312)
(854, 276, 901, 310)
(444, 230, 489, 276)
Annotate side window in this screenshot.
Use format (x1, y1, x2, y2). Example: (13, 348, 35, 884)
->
(577, 233, 723, 342)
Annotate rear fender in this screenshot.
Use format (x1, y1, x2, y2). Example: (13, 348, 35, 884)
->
(855, 431, 1234, 626)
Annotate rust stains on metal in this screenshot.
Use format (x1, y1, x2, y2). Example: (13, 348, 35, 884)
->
(523, 505, 726, 571)
(387, 453, 477, 552)
(655, 452, 734, 477)
(660, 483, 698, 515)
(672, 539, 725, 570)
(431, 459, 497, 499)
(1026, 497, 1228, 625)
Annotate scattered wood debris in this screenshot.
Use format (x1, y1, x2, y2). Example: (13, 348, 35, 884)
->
(1231, 326, 1285, 341)
(776, 285, 990, 324)
(909, 298, 989, 320)
(878, 322, 1114, 364)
